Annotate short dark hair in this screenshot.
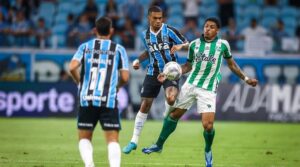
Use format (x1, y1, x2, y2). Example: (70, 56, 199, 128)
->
(205, 17, 221, 29)
(95, 17, 112, 36)
(148, 6, 162, 15)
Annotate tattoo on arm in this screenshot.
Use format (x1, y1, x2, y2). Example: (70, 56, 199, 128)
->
(226, 58, 246, 80)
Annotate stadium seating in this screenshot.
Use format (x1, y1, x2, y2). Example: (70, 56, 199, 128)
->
(261, 16, 278, 29)
(244, 5, 261, 19)
(264, 66, 281, 83)
(262, 7, 280, 18)
(280, 7, 298, 18)
(283, 66, 299, 84)
(2, 0, 299, 51)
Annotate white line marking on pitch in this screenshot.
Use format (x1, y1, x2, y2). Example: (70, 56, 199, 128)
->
(0, 159, 241, 167)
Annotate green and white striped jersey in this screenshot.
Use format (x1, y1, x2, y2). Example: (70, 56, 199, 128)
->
(186, 35, 232, 92)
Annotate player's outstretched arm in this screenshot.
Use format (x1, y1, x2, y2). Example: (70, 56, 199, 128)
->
(132, 50, 149, 70)
(170, 42, 189, 54)
(68, 60, 81, 85)
(225, 58, 258, 87)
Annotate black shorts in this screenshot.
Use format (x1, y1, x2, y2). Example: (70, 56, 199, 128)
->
(77, 106, 121, 131)
(141, 75, 179, 98)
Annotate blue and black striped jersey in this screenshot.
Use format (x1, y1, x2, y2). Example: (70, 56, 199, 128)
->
(72, 39, 129, 108)
(141, 23, 187, 75)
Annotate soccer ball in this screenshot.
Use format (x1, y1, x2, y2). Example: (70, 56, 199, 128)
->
(163, 61, 182, 81)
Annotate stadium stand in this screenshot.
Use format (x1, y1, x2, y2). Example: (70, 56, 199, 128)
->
(0, 0, 299, 53)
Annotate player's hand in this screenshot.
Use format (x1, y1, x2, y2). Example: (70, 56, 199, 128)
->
(246, 78, 258, 87)
(132, 59, 140, 70)
(157, 73, 166, 83)
(170, 44, 183, 54)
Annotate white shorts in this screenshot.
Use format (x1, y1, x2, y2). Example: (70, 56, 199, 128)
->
(174, 83, 216, 113)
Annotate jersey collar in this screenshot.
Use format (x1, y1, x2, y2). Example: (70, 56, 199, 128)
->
(200, 34, 218, 43)
(150, 23, 164, 35)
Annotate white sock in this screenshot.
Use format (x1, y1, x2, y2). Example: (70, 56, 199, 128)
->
(108, 142, 121, 167)
(164, 101, 175, 117)
(79, 139, 95, 167)
(130, 111, 148, 144)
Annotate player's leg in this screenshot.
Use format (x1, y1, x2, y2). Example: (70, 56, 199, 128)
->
(78, 130, 94, 167)
(78, 106, 98, 167)
(143, 83, 195, 154)
(164, 86, 179, 105)
(100, 107, 122, 167)
(202, 113, 215, 153)
(202, 113, 215, 167)
(123, 75, 161, 154)
(163, 80, 180, 116)
(196, 89, 216, 167)
(131, 97, 154, 143)
(104, 130, 121, 167)
(142, 107, 187, 154)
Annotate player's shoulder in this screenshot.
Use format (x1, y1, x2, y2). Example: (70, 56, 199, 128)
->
(78, 38, 95, 48)
(116, 43, 125, 49)
(189, 38, 200, 47)
(165, 24, 179, 31)
(219, 39, 230, 48)
(115, 43, 126, 53)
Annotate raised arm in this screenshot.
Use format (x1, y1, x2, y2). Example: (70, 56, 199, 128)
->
(170, 42, 189, 54)
(225, 58, 258, 87)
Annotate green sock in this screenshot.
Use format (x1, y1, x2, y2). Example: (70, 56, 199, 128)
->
(203, 129, 215, 152)
(156, 115, 178, 147)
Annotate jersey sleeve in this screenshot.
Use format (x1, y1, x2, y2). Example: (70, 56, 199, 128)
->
(167, 25, 188, 45)
(141, 30, 148, 49)
(221, 40, 232, 59)
(187, 40, 196, 62)
(117, 44, 129, 70)
(72, 43, 86, 62)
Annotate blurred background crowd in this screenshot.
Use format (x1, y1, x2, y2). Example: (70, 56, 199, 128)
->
(0, 0, 299, 53)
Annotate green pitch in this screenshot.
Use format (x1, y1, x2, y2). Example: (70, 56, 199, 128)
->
(0, 118, 299, 167)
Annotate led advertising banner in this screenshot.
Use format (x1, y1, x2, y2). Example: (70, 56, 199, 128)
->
(0, 82, 78, 117)
(216, 84, 300, 122)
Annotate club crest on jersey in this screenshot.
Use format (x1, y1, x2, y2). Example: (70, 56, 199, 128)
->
(163, 36, 169, 43)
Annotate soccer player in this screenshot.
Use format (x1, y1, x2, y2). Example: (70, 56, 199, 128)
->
(122, 6, 189, 154)
(69, 17, 129, 167)
(142, 17, 258, 167)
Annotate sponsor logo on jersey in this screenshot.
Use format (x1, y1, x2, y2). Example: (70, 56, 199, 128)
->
(148, 43, 170, 53)
(83, 95, 107, 102)
(85, 49, 115, 56)
(195, 52, 216, 64)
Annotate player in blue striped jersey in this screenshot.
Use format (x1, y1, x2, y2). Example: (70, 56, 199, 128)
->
(69, 17, 129, 167)
(123, 6, 189, 154)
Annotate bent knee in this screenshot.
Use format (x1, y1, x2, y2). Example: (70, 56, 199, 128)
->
(203, 122, 214, 132)
(166, 97, 176, 106)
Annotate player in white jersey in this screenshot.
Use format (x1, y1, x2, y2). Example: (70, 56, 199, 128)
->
(142, 17, 258, 167)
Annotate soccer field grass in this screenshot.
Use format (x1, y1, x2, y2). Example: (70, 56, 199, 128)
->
(0, 118, 299, 167)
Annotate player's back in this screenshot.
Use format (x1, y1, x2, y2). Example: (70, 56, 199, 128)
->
(75, 38, 128, 108)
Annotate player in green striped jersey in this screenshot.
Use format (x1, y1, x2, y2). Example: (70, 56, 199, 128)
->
(142, 17, 258, 167)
